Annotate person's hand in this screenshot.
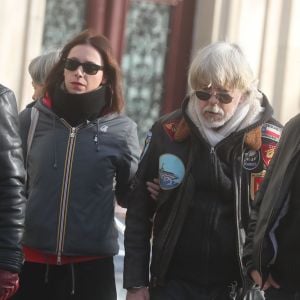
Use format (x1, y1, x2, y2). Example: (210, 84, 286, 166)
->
(126, 287, 150, 300)
(250, 270, 262, 287)
(250, 270, 280, 291)
(262, 273, 280, 290)
(0, 270, 19, 300)
(146, 178, 160, 200)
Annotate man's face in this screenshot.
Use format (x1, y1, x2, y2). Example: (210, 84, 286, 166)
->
(195, 87, 244, 128)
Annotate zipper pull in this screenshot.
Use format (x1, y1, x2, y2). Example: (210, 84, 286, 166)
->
(70, 127, 76, 138)
(93, 134, 98, 143)
(210, 147, 216, 164)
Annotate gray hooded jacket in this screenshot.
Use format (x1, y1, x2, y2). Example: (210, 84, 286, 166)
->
(19, 99, 140, 262)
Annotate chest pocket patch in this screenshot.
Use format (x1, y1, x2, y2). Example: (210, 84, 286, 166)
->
(159, 154, 185, 190)
(250, 170, 266, 200)
(243, 150, 260, 170)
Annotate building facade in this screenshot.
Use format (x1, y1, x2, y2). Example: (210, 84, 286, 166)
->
(0, 0, 299, 140)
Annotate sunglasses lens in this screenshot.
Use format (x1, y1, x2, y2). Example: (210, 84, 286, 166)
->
(218, 93, 233, 104)
(64, 59, 80, 71)
(195, 91, 211, 101)
(195, 90, 233, 104)
(64, 59, 103, 75)
(82, 63, 100, 75)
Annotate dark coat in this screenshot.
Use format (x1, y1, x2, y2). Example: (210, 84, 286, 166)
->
(243, 113, 300, 286)
(0, 84, 26, 272)
(19, 99, 140, 261)
(124, 95, 282, 296)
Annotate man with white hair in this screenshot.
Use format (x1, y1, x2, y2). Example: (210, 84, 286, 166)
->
(124, 42, 282, 300)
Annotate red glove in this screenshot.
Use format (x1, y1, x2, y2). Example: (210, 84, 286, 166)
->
(0, 270, 19, 300)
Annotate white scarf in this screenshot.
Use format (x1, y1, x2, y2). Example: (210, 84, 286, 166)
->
(187, 93, 265, 146)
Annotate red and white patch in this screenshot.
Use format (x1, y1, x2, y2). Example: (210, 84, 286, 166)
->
(250, 170, 266, 200)
(261, 142, 277, 167)
(262, 124, 281, 142)
(163, 121, 177, 140)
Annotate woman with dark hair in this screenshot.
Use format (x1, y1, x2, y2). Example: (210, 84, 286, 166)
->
(13, 30, 140, 300)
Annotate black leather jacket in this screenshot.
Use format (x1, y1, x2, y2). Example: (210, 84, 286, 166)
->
(243, 113, 300, 282)
(0, 84, 26, 272)
(124, 95, 282, 296)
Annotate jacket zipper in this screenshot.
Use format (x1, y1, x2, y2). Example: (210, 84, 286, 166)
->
(233, 142, 247, 296)
(210, 147, 218, 184)
(210, 147, 215, 162)
(56, 126, 77, 264)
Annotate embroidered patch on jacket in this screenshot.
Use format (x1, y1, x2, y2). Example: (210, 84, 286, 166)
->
(262, 123, 281, 142)
(159, 154, 185, 190)
(163, 121, 178, 140)
(140, 131, 152, 161)
(243, 150, 260, 170)
(261, 142, 277, 167)
(250, 170, 266, 200)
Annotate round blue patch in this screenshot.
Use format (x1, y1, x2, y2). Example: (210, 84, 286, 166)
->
(159, 154, 185, 190)
(243, 150, 260, 170)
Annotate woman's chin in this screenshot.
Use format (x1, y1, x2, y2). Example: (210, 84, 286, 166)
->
(67, 88, 86, 94)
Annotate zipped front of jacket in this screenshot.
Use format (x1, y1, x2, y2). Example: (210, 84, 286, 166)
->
(22, 101, 140, 262)
(152, 122, 261, 286)
(152, 134, 243, 286)
(233, 139, 248, 295)
(56, 122, 79, 264)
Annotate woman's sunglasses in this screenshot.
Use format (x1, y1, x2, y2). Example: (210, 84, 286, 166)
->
(64, 58, 104, 75)
(195, 90, 233, 104)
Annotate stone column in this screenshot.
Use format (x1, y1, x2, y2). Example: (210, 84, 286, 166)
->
(87, 0, 130, 63)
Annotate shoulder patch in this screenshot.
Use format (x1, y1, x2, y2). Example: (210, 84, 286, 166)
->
(163, 120, 179, 140)
(262, 123, 281, 142)
(159, 154, 185, 190)
(243, 149, 260, 170)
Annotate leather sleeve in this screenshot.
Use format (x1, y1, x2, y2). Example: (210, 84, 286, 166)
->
(115, 120, 140, 208)
(243, 119, 283, 277)
(123, 124, 159, 289)
(0, 85, 26, 273)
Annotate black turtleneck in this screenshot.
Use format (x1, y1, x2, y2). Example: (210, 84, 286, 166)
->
(52, 85, 108, 126)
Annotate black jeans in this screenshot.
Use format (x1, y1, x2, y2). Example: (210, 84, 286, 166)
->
(13, 258, 117, 300)
(150, 280, 233, 300)
(265, 288, 300, 300)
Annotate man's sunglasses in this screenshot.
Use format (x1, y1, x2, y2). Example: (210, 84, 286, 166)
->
(64, 58, 104, 75)
(195, 90, 233, 104)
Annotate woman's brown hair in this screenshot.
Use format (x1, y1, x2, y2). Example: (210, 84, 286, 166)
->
(45, 29, 124, 113)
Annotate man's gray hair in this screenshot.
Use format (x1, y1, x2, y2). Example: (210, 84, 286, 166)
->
(188, 42, 257, 95)
(28, 50, 61, 85)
